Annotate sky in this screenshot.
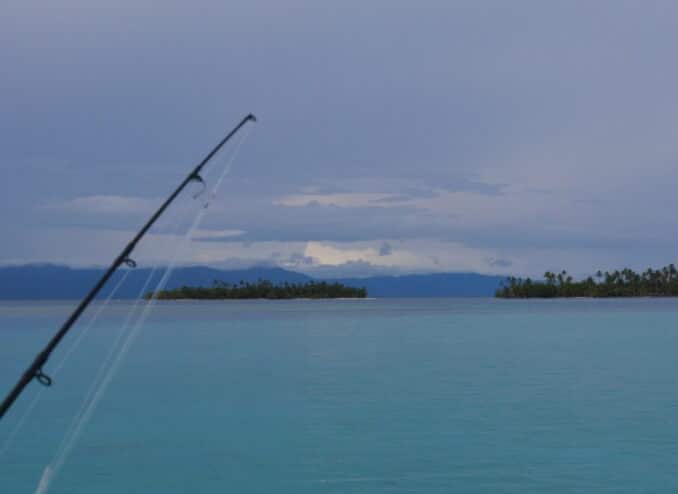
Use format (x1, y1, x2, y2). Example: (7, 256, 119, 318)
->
(2, 1, 678, 278)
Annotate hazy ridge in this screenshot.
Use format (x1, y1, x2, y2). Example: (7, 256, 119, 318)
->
(0, 265, 504, 299)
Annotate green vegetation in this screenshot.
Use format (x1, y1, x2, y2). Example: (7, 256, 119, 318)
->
(496, 264, 678, 298)
(146, 279, 367, 300)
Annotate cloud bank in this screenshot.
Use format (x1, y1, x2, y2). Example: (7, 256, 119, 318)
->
(3, 1, 678, 277)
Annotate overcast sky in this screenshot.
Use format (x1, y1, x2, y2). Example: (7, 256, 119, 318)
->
(2, 1, 678, 277)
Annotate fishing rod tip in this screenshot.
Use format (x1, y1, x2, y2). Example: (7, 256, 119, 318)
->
(247, 113, 257, 123)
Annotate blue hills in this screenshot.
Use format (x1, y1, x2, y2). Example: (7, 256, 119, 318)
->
(0, 264, 504, 299)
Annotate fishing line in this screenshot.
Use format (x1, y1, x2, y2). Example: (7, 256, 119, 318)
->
(3, 174, 200, 460)
(40, 185, 209, 485)
(33, 146, 223, 468)
(48, 266, 161, 468)
(34, 127, 253, 494)
(55, 180, 211, 451)
(0, 269, 132, 459)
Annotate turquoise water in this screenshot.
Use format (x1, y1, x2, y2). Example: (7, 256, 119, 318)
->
(2, 298, 678, 493)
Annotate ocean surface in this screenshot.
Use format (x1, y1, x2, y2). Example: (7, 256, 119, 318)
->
(2, 298, 678, 493)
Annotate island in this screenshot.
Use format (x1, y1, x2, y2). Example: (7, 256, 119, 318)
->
(495, 264, 678, 298)
(145, 280, 367, 300)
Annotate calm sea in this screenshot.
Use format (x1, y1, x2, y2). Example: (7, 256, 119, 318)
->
(2, 298, 678, 493)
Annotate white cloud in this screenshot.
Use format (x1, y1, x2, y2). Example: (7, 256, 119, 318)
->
(304, 241, 420, 268)
(274, 192, 402, 208)
(191, 228, 245, 240)
(42, 195, 158, 215)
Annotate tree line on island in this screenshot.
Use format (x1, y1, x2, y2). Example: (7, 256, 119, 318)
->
(496, 264, 678, 298)
(146, 279, 367, 300)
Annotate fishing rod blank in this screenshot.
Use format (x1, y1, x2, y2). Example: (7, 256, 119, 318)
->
(0, 113, 257, 420)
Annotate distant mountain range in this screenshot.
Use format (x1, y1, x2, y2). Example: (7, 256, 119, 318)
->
(0, 264, 505, 299)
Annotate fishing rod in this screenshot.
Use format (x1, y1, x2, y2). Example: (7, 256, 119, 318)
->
(0, 113, 257, 420)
